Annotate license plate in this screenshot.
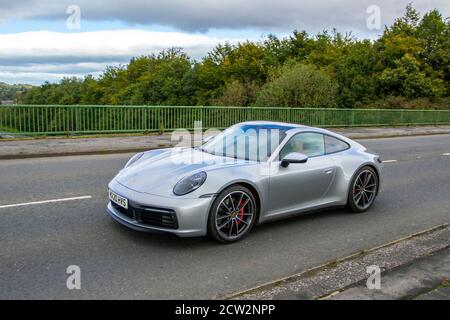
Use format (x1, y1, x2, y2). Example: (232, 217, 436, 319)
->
(109, 190, 128, 209)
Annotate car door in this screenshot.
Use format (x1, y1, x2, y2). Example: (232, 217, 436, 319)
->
(268, 132, 336, 214)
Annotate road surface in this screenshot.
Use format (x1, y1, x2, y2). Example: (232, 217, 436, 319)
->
(1, 134, 449, 299)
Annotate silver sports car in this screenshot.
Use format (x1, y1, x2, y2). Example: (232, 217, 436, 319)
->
(107, 121, 382, 243)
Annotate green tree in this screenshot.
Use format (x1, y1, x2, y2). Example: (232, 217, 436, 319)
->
(374, 4, 448, 99)
(212, 80, 260, 106)
(255, 62, 338, 108)
(16, 4, 450, 110)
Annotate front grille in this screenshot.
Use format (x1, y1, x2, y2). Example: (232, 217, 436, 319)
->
(140, 207, 178, 229)
(111, 201, 178, 229)
(111, 202, 133, 219)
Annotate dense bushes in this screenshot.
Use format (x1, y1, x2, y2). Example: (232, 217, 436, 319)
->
(212, 80, 260, 107)
(255, 63, 338, 108)
(17, 5, 450, 109)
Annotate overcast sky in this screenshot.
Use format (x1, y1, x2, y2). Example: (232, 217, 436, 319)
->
(0, 0, 448, 85)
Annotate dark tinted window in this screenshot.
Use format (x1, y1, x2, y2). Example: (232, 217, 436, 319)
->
(280, 133, 325, 159)
(325, 135, 349, 154)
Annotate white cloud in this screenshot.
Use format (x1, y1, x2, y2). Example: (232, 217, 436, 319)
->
(0, 30, 245, 84)
(0, 62, 111, 73)
(0, 71, 97, 84)
(0, 30, 240, 62)
(0, 0, 448, 32)
(1, 0, 448, 84)
(0, 62, 110, 84)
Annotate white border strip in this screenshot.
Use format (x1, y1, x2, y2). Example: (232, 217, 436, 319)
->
(0, 195, 92, 209)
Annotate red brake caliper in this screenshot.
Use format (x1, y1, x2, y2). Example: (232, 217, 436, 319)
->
(236, 200, 245, 225)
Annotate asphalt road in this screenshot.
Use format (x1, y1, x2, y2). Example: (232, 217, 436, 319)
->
(1, 134, 450, 299)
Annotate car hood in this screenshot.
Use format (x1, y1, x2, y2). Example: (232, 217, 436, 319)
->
(115, 148, 248, 196)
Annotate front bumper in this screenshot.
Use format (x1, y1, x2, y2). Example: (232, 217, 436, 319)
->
(107, 179, 213, 237)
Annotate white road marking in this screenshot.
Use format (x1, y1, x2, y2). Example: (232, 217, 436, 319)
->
(0, 195, 92, 209)
(382, 160, 398, 163)
(443, 153, 450, 156)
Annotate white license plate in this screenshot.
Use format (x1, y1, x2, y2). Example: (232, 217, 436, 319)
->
(109, 190, 128, 209)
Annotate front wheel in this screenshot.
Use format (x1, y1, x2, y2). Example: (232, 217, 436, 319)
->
(207, 185, 257, 243)
(348, 166, 379, 213)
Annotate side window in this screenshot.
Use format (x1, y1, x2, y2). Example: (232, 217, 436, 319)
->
(280, 133, 325, 159)
(325, 135, 350, 154)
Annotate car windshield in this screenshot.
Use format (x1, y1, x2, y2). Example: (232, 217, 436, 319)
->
(201, 124, 292, 161)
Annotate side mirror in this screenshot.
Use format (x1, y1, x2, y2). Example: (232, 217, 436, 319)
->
(203, 135, 214, 144)
(280, 152, 308, 168)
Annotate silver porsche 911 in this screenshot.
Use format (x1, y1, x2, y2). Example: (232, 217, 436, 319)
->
(107, 121, 382, 243)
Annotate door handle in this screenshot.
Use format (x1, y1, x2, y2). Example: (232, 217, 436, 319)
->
(323, 168, 335, 175)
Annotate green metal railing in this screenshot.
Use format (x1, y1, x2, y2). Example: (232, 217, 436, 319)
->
(1, 105, 450, 136)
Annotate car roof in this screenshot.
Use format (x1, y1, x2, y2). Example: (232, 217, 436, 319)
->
(237, 121, 310, 131)
(237, 121, 358, 146)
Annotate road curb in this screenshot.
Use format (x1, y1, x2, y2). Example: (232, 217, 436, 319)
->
(224, 222, 450, 300)
(0, 147, 165, 160)
(319, 246, 450, 300)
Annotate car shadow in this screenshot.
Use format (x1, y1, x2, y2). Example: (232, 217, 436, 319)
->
(252, 207, 349, 234)
(107, 219, 212, 248)
(106, 207, 353, 249)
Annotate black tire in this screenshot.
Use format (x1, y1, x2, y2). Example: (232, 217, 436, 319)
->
(207, 185, 257, 244)
(347, 166, 379, 213)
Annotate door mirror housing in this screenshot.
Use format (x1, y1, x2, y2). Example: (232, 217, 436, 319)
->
(280, 152, 308, 168)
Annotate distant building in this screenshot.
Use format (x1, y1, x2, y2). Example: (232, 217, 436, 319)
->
(1, 100, 14, 105)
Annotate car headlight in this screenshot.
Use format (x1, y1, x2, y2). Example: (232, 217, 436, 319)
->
(125, 152, 144, 168)
(173, 171, 207, 196)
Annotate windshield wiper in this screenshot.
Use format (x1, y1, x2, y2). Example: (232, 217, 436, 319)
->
(197, 147, 214, 155)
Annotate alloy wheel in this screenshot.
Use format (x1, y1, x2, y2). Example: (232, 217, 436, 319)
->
(215, 191, 255, 241)
(352, 169, 377, 210)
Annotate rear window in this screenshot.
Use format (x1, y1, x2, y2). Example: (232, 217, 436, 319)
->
(325, 135, 350, 154)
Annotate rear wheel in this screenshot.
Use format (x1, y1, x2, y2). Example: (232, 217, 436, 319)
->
(207, 185, 257, 243)
(348, 166, 378, 213)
